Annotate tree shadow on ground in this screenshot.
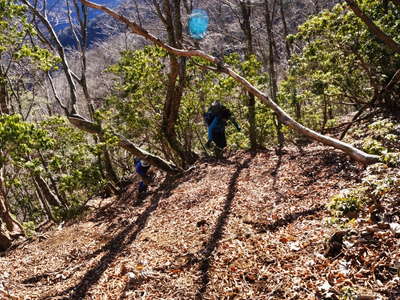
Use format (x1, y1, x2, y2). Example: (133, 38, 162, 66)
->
(245, 205, 324, 233)
(195, 153, 255, 300)
(300, 149, 362, 184)
(43, 176, 181, 300)
(269, 150, 285, 204)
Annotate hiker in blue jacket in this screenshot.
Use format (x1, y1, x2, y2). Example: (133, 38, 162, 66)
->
(134, 158, 150, 194)
(204, 101, 240, 156)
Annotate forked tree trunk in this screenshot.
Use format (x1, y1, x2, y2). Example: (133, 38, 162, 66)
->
(38, 151, 69, 207)
(33, 177, 56, 222)
(34, 175, 64, 208)
(158, 0, 197, 166)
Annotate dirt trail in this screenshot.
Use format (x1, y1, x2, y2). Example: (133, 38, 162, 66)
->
(0, 146, 386, 299)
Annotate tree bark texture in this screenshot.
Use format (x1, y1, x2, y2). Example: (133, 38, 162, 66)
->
(265, 0, 284, 148)
(239, 0, 258, 150)
(0, 167, 24, 252)
(160, 0, 197, 165)
(33, 175, 64, 208)
(0, 76, 9, 115)
(80, 0, 380, 165)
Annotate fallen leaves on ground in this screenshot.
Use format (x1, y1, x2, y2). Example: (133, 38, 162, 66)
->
(0, 145, 398, 299)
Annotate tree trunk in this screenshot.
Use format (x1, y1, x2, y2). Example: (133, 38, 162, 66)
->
(97, 138, 120, 185)
(38, 151, 69, 208)
(0, 73, 10, 115)
(239, 0, 258, 150)
(279, 0, 292, 60)
(72, 1, 120, 185)
(321, 94, 328, 134)
(265, 0, 284, 148)
(33, 177, 56, 222)
(0, 167, 24, 243)
(0, 225, 12, 252)
(162, 55, 196, 165)
(34, 175, 64, 208)
(160, 0, 197, 166)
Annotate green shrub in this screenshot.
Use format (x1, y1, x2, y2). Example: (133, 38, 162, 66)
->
(328, 189, 366, 218)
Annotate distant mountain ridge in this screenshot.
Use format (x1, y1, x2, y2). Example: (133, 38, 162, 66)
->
(44, 0, 124, 47)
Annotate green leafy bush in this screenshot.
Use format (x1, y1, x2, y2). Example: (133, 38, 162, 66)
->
(328, 189, 366, 218)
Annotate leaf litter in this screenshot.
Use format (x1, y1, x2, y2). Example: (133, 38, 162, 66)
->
(0, 144, 399, 299)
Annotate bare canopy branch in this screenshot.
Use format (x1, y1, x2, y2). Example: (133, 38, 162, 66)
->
(81, 0, 380, 165)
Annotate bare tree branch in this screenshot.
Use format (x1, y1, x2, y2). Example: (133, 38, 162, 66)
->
(22, 0, 79, 113)
(46, 71, 68, 114)
(67, 115, 180, 173)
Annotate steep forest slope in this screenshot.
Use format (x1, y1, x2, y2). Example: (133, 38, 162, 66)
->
(1, 144, 399, 299)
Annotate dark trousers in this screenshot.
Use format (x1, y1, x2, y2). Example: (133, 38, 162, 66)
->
(208, 116, 226, 149)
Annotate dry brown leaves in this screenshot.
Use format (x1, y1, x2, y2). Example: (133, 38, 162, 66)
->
(0, 145, 398, 299)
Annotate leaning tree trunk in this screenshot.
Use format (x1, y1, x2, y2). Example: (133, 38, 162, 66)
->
(80, 0, 380, 165)
(68, 115, 180, 172)
(33, 177, 56, 222)
(38, 151, 69, 207)
(345, 0, 400, 54)
(33, 174, 65, 208)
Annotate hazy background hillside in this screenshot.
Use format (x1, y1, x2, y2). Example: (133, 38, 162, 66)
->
(47, 0, 123, 46)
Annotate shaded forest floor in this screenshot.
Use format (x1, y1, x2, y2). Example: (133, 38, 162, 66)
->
(1, 145, 399, 299)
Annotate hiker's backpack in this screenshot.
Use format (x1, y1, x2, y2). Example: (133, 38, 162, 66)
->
(203, 103, 231, 125)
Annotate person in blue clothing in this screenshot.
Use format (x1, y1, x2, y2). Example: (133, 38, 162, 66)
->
(204, 101, 240, 156)
(134, 158, 150, 194)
